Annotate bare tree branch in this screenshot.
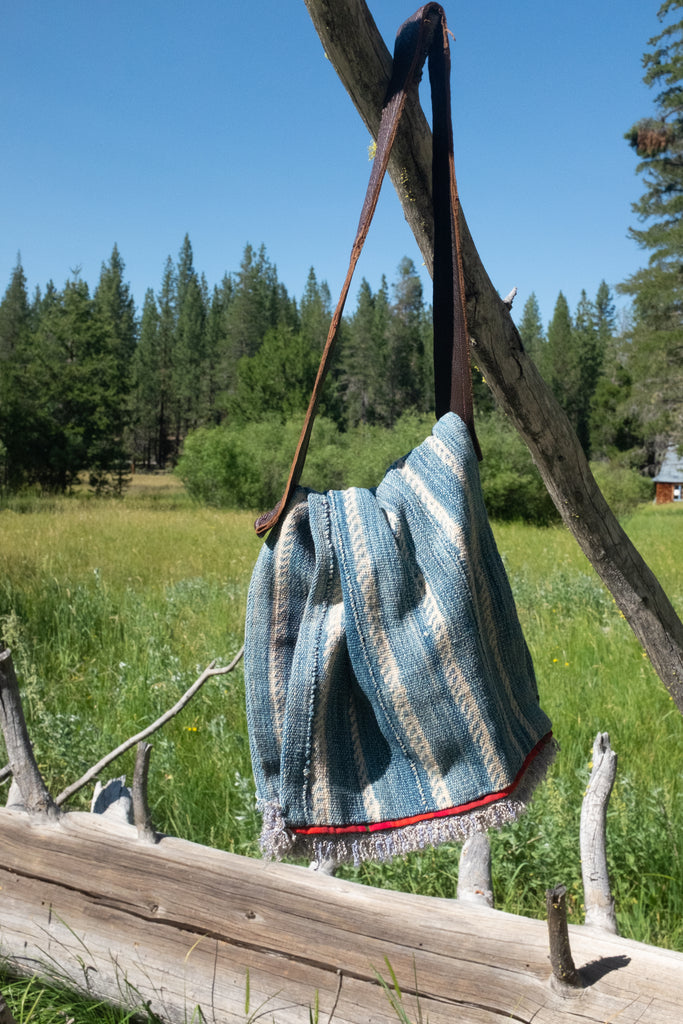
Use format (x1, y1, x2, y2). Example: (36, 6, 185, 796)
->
(55, 648, 244, 807)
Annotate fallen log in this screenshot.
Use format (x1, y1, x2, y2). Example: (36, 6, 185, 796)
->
(0, 808, 680, 1024)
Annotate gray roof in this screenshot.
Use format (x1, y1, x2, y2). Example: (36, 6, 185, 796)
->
(653, 445, 683, 483)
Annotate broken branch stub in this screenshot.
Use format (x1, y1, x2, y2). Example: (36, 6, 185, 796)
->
(546, 884, 584, 993)
(0, 648, 59, 819)
(457, 832, 494, 907)
(133, 741, 157, 844)
(580, 732, 618, 934)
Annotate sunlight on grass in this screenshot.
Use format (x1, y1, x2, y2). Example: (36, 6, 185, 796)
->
(0, 486, 681, 959)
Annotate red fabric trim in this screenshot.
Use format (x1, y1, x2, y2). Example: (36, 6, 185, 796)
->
(292, 731, 553, 837)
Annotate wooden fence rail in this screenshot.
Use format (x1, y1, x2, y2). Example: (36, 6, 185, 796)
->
(1, 807, 682, 1024)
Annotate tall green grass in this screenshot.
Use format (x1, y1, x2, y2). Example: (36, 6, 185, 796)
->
(0, 479, 681, 970)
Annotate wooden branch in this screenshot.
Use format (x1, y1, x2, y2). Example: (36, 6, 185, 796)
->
(133, 742, 157, 844)
(0, 649, 59, 819)
(546, 884, 584, 993)
(55, 647, 243, 807)
(502, 286, 518, 309)
(1, 808, 682, 1024)
(0, 766, 11, 784)
(581, 733, 618, 934)
(301, 0, 683, 716)
(456, 832, 494, 907)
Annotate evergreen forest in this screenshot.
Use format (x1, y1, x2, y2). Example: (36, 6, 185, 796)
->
(1, 0, 683, 520)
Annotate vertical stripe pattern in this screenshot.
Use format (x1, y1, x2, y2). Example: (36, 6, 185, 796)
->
(244, 414, 552, 861)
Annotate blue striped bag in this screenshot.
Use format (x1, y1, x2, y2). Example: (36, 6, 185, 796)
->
(244, 5, 554, 864)
(245, 413, 553, 864)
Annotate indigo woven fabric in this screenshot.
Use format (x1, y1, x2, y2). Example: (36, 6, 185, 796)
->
(244, 413, 554, 864)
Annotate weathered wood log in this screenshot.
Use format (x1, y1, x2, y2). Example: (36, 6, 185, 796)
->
(0, 808, 681, 1024)
(0, 649, 59, 819)
(301, 0, 683, 715)
(581, 733, 618, 934)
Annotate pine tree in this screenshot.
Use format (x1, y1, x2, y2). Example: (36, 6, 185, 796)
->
(0, 258, 32, 485)
(620, 0, 683, 441)
(517, 292, 545, 368)
(341, 278, 390, 427)
(299, 268, 332, 351)
(0, 257, 30, 360)
(544, 292, 577, 421)
(93, 244, 137, 374)
(59, 275, 130, 489)
(204, 279, 231, 425)
(93, 245, 137, 475)
(572, 290, 602, 455)
(155, 257, 177, 465)
(129, 289, 161, 467)
(387, 257, 429, 423)
(227, 324, 319, 423)
(173, 235, 207, 439)
(226, 244, 280, 361)
(595, 280, 616, 346)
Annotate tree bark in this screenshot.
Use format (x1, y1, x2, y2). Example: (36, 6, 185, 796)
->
(302, 0, 683, 714)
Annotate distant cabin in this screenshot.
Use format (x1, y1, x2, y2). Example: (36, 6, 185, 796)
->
(653, 446, 683, 504)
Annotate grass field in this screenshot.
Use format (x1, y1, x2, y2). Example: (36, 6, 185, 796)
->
(0, 478, 682, 1020)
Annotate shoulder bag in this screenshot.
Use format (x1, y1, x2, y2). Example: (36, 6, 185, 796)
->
(243, 3, 554, 865)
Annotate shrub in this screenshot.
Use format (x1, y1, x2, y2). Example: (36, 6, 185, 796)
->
(590, 459, 653, 518)
(176, 417, 346, 510)
(476, 412, 558, 525)
(178, 411, 562, 526)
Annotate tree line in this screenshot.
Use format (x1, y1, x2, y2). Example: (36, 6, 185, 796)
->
(0, 231, 666, 503)
(0, 237, 437, 491)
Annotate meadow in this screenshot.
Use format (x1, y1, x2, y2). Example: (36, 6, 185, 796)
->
(0, 477, 682, 1020)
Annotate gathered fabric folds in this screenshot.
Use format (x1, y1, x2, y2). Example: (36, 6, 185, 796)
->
(244, 414, 554, 864)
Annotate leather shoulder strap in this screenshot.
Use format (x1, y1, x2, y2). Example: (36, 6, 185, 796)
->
(255, 3, 479, 537)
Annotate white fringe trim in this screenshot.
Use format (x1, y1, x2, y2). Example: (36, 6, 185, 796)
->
(258, 736, 557, 866)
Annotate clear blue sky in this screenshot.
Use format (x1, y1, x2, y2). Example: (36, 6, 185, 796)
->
(0, 1, 660, 329)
